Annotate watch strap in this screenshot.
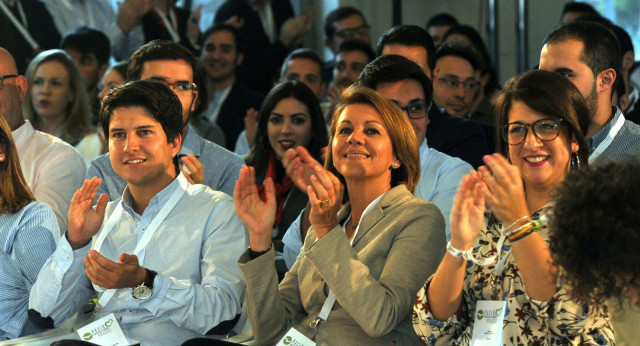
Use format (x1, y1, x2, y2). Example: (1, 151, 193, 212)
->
(144, 268, 157, 289)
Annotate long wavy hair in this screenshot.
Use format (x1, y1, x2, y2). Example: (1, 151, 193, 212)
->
(0, 115, 35, 214)
(23, 49, 94, 146)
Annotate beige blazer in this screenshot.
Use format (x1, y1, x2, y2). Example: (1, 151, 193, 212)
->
(238, 185, 446, 345)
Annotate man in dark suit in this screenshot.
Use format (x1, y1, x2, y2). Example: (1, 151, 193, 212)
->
(213, 0, 312, 95)
(377, 25, 491, 167)
(194, 24, 264, 151)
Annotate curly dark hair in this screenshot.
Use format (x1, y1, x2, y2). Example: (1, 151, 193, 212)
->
(549, 159, 640, 306)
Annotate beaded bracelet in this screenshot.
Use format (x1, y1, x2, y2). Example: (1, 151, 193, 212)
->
(446, 241, 495, 266)
(507, 220, 541, 242)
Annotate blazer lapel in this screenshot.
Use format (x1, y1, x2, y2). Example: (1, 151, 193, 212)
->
(350, 186, 406, 247)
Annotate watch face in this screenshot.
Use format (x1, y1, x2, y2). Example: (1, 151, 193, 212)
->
(132, 285, 152, 300)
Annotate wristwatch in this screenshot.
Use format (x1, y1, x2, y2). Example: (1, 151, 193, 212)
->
(132, 268, 157, 300)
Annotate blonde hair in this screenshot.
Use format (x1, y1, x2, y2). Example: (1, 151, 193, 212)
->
(325, 85, 420, 200)
(23, 49, 94, 146)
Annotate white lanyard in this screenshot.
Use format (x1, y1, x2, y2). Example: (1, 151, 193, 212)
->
(92, 178, 186, 310)
(589, 112, 625, 163)
(311, 193, 385, 328)
(0, 0, 39, 50)
(153, 6, 180, 43)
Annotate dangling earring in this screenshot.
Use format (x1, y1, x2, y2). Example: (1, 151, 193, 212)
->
(571, 152, 581, 170)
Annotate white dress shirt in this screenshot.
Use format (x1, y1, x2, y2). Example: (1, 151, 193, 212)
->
(13, 121, 86, 239)
(29, 173, 248, 345)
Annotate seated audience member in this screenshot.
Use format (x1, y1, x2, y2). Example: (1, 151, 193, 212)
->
(192, 24, 264, 150)
(560, 1, 599, 24)
(413, 70, 613, 344)
(0, 115, 57, 340)
(425, 13, 458, 47)
(326, 39, 375, 114)
(282, 55, 471, 268)
(550, 160, 640, 346)
(442, 24, 501, 124)
(23, 49, 103, 166)
(214, 0, 313, 95)
(377, 25, 490, 167)
(244, 81, 327, 277)
(44, 0, 149, 60)
(28, 80, 248, 345)
(141, 0, 201, 55)
(539, 21, 640, 162)
(234, 85, 445, 344)
(87, 40, 244, 201)
(322, 6, 372, 84)
(0, 0, 61, 74)
(60, 26, 111, 122)
(234, 48, 327, 156)
(98, 61, 128, 102)
(0, 48, 86, 235)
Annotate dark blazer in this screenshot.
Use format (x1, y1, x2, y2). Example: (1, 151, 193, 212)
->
(214, 0, 294, 94)
(427, 106, 491, 168)
(238, 185, 446, 345)
(141, 5, 198, 55)
(216, 82, 264, 151)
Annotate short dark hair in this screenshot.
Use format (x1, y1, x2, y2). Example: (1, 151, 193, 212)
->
(280, 48, 324, 82)
(358, 54, 433, 102)
(543, 21, 621, 95)
(550, 159, 640, 306)
(246, 81, 328, 178)
(495, 69, 589, 166)
(335, 39, 375, 64)
(106, 61, 129, 82)
(611, 24, 634, 56)
(426, 13, 458, 30)
(100, 80, 183, 146)
(201, 23, 243, 53)
(324, 6, 365, 40)
(127, 40, 201, 85)
(376, 25, 436, 73)
(60, 26, 111, 65)
(562, 2, 598, 18)
(435, 40, 483, 72)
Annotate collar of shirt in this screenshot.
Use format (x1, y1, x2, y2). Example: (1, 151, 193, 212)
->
(180, 127, 202, 158)
(120, 172, 188, 219)
(11, 120, 34, 148)
(588, 106, 619, 155)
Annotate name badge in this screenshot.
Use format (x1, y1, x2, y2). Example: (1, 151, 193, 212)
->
(275, 327, 316, 346)
(75, 313, 129, 345)
(471, 300, 507, 345)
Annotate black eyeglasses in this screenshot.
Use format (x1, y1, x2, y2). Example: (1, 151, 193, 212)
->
(397, 102, 432, 119)
(503, 118, 564, 145)
(0, 75, 17, 90)
(334, 25, 370, 39)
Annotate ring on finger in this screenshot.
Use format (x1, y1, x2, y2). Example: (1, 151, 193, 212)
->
(320, 199, 330, 208)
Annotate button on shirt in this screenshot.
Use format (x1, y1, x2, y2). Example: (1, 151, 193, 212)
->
(29, 173, 249, 345)
(87, 127, 244, 204)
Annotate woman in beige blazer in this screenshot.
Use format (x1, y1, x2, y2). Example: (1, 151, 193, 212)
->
(234, 85, 446, 345)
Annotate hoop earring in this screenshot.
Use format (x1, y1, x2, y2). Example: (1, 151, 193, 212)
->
(571, 152, 581, 170)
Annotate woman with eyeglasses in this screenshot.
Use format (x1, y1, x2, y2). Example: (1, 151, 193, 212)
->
(23, 49, 102, 166)
(413, 70, 614, 344)
(0, 115, 57, 340)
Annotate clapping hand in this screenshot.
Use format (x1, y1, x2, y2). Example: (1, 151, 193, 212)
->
(282, 146, 324, 194)
(180, 154, 204, 184)
(85, 251, 146, 289)
(67, 177, 108, 250)
(234, 165, 276, 251)
(449, 170, 486, 250)
(307, 166, 343, 240)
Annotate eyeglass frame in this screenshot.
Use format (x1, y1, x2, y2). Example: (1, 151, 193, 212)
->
(148, 78, 197, 93)
(0, 75, 18, 90)
(334, 24, 370, 39)
(436, 76, 480, 93)
(502, 118, 565, 145)
(396, 102, 432, 120)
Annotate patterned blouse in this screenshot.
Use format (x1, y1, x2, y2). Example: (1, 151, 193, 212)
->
(413, 207, 614, 345)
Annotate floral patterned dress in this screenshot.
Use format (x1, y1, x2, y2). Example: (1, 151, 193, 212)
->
(413, 207, 615, 345)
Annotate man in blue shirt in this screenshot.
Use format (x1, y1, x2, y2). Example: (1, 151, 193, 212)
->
(87, 40, 244, 201)
(29, 80, 248, 344)
(539, 21, 640, 162)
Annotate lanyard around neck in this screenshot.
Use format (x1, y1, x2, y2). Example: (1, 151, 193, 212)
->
(0, 0, 39, 50)
(589, 112, 625, 163)
(92, 178, 186, 310)
(153, 6, 180, 43)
